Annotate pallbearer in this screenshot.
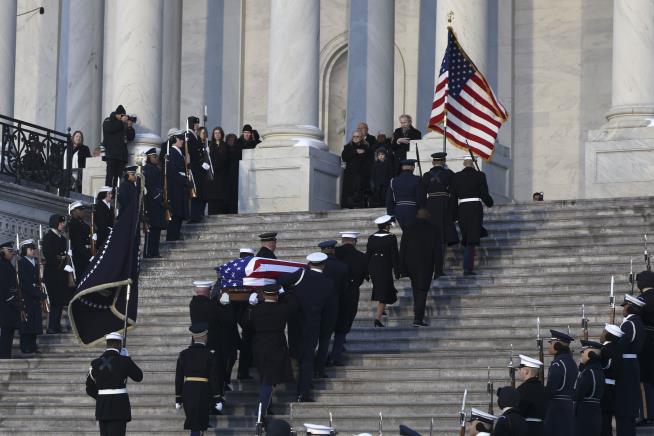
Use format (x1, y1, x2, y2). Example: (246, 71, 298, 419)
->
(600, 324, 623, 436)
(42, 214, 71, 334)
(468, 408, 496, 436)
(18, 239, 45, 354)
(143, 148, 164, 258)
(68, 201, 91, 276)
(573, 340, 605, 436)
(257, 232, 278, 259)
(516, 355, 547, 436)
(544, 330, 578, 436)
(0, 241, 19, 359)
(494, 386, 528, 436)
(94, 186, 114, 251)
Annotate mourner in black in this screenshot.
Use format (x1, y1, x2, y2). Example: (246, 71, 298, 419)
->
(371, 148, 395, 207)
(0, 241, 19, 359)
(600, 324, 623, 436)
(143, 148, 165, 258)
(468, 407, 497, 436)
(94, 187, 115, 251)
(17, 240, 45, 354)
(314, 240, 348, 377)
(494, 386, 529, 436)
(573, 340, 605, 436)
(357, 122, 377, 149)
(185, 116, 207, 223)
(390, 114, 422, 172)
(367, 215, 400, 327)
(386, 159, 425, 230)
(86, 332, 143, 436)
(42, 214, 71, 334)
(449, 155, 494, 275)
(544, 330, 578, 436)
(615, 294, 646, 436)
(636, 271, 654, 424)
(516, 354, 547, 436)
(341, 130, 373, 208)
(69, 130, 92, 193)
(331, 231, 369, 365)
(68, 201, 92, 277)
(116, 167, 138, 219)
(241, 284, 298, 418)
(166, 130, 190, 241)
(175, 323, 221, 434)
(257, 232, 278, 259)
(102, 105, 135, 189)
(399, 209, 441, 326)
(205, 127, 231, 215)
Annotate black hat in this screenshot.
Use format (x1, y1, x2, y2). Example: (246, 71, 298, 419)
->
(145, 148, 158, 156)
(497, 386, 520, 408)
(242, 124, 253, 132)
(580, 340, 603, 350)
(259, 232, 278, 242)
(637, 271, 654, 290)
(189, 322, 209, 334)
(187, 116, 200, 125)
(400, 159, 417, 166)
(260, 284, 282, 296)
(0, 241, 13, 249)
(431, 152, 447, 160)
(124, 166, 138, 174)
(549, 329, 574, 343)
(115, 105, 126, 115)
(318, 240, 337, 249)
(49, 214, 65, 228)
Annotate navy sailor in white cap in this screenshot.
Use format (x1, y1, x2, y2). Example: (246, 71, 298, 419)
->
(544, 330, 578, 436)
(516, 354, 547, 436)
(573, 340, 605, 436)
(600, 324, 623, 436)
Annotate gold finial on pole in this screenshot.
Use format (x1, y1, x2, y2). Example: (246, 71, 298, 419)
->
(447, 10, 454, 26)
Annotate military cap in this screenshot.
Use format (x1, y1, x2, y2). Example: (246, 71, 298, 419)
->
(0, 241, 13, 249)
(68, 201, 84, 214)
(518, 354, 542, 368)
(193, 280, 214, 288)
(97, 186, 113, 194)
(259, 232, 278, 242)
(239, 247, 255, 256)
(374, 215, 394, 225)
(124, 166, 138, 174)
(604, 324, 624, 338)
(431, 152, 447, 160)
(400, 159, 417, 166)
(187, 116, 200, 125)
(19, 239, 36, 250)
(340, 231, 360, 239)
(497, 386, 521, 408)
(463, 155, 476, 161)
(145, 147, 158, 156)
(318, 240, 337, 249)
(621, 294, 646, 307)
(106, 332, 123, 341)
(637, 270, 654, 290)
(549, 329, 574, 343)
(261, 284, 282, 295)
(307, 252, 328, 264)
(189, 322, 209, 334)
(304, 423, 334, 435)
(580, 340, 603, 350)
(469, 408, 497, 425)
(167, 127, 182, 139)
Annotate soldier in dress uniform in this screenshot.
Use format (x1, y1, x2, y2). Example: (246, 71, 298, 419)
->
(214, 290, 241, 393)
(142, 148, 165, 258)
(367, 215, 400, 328)
(615, 294, 646, 436)
(636, 271, 654, 425)
(86, 332, 143, 436)
(449, 155, 494, 275)
(573, 340, 605, 436)
(175, 323, 221, 435)
(240, 247, 255, 258)
(0, 241, 19, 359)
(68, 201, 92, 276)
(117, 166, 138, 218)
(544, 330, 578, 436)
(494, 386, 528, 436)
(42, 214, 71, 334)
(468, 408, 497, 436)
(18, 239, 45, 354)
(94, 186, 115, 251)
(386, 159, 424, 230)
(516, 354, 547, 436)
(185, 116, 208, 223)
(166, 129, 190, 241)
(257, 232, 278, 259)
(330, 231, 369, 366)
(600, 324, 623, 436)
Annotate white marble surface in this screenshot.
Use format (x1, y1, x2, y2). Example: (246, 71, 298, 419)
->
(101, 0, 117, 118)
(0, 0, 17, 116)
(81, 156, 109, 197)
(394, 0, 420, 129)
(162, 0, 182, 136)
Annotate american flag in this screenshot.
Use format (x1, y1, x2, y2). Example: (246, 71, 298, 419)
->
(217, 256, 305, 289)
(429, 28, 508, 160)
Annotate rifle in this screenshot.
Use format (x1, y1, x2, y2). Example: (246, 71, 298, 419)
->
(184, 119, 198, 201)
(581, 304, 589, 341)
(14, 234, 28, 322)
(465, 140, 481, 171)
(255, 402, 263, 436)
(289, 402, 297, 436)
(537, 317, 544, 383)
(415, 143, 423, 177)
(487, 366, 494, 419)
(202, 105, 215, 181)
(609, 275, 616, 324)
(66, 238, 76, 287)
(90, 196, 96, 256)
(378, 411, 383, 436)
(37, 225, 50, 313)
(629, 259, 635, 295)
(646, 234, 651, 272)
(508, 344, 516, 388)
(162, 142, 172, 222)
(430, 417, 434, 436)
(458, 389, 467, 436)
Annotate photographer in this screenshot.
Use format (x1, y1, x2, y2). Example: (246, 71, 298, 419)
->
(102, 105, 135, 188)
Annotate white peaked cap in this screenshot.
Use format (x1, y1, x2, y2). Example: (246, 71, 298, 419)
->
(193, 280, 214, 288)
(304, 423, 334, 435)
(306, 252, 328, 263)
(624, 294, 646, 307)
(340, 231, 361, 239)
(97, 186, 113, 194)
(604, 324, 624, 338)
(239, 248, 255, 255)
(68, 201, 84, 214)
(106, 332, 123, 341)
(470, 407, 498, 422)
(519, 354, 543, 368)
(167, 127, 181, 138)
(374, 215, 393, 225)
(19, 239, 36, 248)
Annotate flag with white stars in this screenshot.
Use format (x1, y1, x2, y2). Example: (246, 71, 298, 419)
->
(218, 256, 305, 288)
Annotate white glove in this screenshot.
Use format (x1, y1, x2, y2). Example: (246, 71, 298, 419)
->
(202, 162, 211, 171)
(92, 233, 97, 241)
(64, 265, 74, 273)
(278, 286, 285, 295)
(120, 347, 129, 357)
(248, 292, 258, 306)
(219, 292, 230, 306)
(175, 403, 182, 410)
(67, 250, 73, 257)
(215, 402, 224, 413)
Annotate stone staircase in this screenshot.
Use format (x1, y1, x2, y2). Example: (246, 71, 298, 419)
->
(1, 197, 653, 435)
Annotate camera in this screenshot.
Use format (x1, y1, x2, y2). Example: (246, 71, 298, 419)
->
(127, 115, 137, 123)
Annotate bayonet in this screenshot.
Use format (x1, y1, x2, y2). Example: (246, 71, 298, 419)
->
(609, 275, 616, 324)
(508, 344, 516, 388)
(458, 389, 467, 436)
(581, 304, 589, 341)
(630, 259, 635, 295)
(378, 411, 383, 436)
(537, 317, 544, 383)
(646, 234, 651, 271)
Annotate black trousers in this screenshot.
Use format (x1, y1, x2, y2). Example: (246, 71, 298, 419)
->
(166, 216, 183, 241)
(412, 289, 428, 322)
(0, 326, 16, 358)
(232, 301, 253, 377)
(315, 294, 338, 374)
(190, 198, 205, 222)
(105, 159, 125, 189)
(48, 305, 63, 332)
(298, 325, 320, 397)
(144, 227, 161, 257)
(20, 333, 37, 353)
(99, 420, 127, 436)
(615, 415, 635, 436)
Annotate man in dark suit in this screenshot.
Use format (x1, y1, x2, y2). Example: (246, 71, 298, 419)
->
(166, 130, 190, 241)
(94, 187, 115, 251)
(102, 105, 135, 189)
(391, 114, 422, 172)
(143, 148, 164, 258)
(256, 232, 278, 259)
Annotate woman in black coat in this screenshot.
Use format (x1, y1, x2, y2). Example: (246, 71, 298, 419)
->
(225, 133, 240, 214)
(18, 240, 44, 354)
(42, 214, 71, 334)
(205, 127, 231, 215)
(367, 216, 399, 327)
(341, 131, 373, 208)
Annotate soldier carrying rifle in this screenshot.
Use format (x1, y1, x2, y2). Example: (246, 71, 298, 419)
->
(0, 240, 20, 359)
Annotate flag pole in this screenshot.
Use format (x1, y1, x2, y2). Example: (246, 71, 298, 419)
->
(442, 11, 454, 154)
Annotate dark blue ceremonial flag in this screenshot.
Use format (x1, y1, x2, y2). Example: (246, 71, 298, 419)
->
(69, 178, 141, 346)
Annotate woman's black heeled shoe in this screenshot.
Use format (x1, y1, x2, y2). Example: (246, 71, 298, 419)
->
(374, 319, 385, 328)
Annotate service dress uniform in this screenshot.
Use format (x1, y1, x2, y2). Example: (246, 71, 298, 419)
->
(386, 162, 425, 230)
(18, 254, 44, 354)
(166, 141, 190, 241)
(600, 336, 621, 436)
(68, 212, 92, 277)
(366, 229, 399, 305)
(0, 243, 19, 359)
(573, 345, 605, 436)
(94, 197, 114, 251)
(517, 376, 548, 436)
(544, 346, 578, 436)
(42, 222, 71, 333)
(214, 296, 241, 389)
(185, 121, 207, 222)
(493, 408, 528, 436)
(422, 157, 459, 249)
(143, 156, 165, 258)
(638, 279, 654, 421)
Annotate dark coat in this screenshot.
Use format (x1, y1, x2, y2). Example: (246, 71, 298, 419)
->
(422, 165, 459, 245)
(372, 159, 394, 189)
(493, 407, 528, 436)
(256, 246, 276, 259)
(117, 180, 138, 219)
(341, 141, 374, 207)
(189, 295, 219, 348)
(391, 126, 422, 165)
(292, 269, 334, 360)
(321, 256, 348, 337)
(386, 170, 425, 230)
(186, 132, 209, 199)
(167, 146, 190, 219)
(225, 143, 245, 213)
(18, 257, 43, 335)
(94, 200, 114, 251)
(86, 349, 143, 422)
(214, 301, 240, 362)
(204, 142, 231, 202)
(143, 161, 165, 229)
(334, 244, 369, 334)
(175, 342, 220, 431)
(544, 351, 578, 436)
(242, 294, 299, 385)
(366, 230, 399, 304)
(573, 358, 604, 436)
(399, 218, 441, 291)
(450, 166, 494, 246)
(615, 313, 644, 418)
(68, 217, 91, 277)
(102, 113, 135, 163)
(639, 288, 654, 382)
(600, 340, 620, 415)
(42, 229, 70, 306)
(72, 145, 91, 168)
(0, 257, 20, 328)
(517, 377, 548, 436)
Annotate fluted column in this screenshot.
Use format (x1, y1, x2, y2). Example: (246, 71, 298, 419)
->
(0, 0, 17, 116)
(161, 0, 182, 135)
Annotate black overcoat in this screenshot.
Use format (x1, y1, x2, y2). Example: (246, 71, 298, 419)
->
(204, 143, 231, 202)
(422, 165, 459, 245)
(390, 126, 422, 166)
(167, 146, 190, 219)
(143, 161, 165, 229)
(334, 244, 369, 334)
(0, 257, 19, 328)
(493, 407, 528, 436)
(544, 351, 578, 436)
(615, 313, 644, 418)
(517, 377, 548, 436)
(42, 229, 70, 306)
(573, 358, 605, 436)
(450, 167, 494, 246)
(18, 257, 43, 335)
(399, 218, 441, 291)
(639, 288, 654, 382)
(94, 201, 114, 250)
(68, 217, 91, 276)
(600, 340, 620, 417)
(102, 113, 135, 163)
(341, 141, 373, 206)
(256, 246, 277, 259)
(366, 230, 399, 304)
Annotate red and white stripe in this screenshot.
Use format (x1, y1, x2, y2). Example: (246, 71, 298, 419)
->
(244, 257, 304, 278)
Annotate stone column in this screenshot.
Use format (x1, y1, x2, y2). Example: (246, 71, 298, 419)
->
(161, 0, 182, 136)
(239, 0, 341, 212)
(0, 0, 17, 116)
(106, 0, 164, 161)
(346, 0, 395, 139)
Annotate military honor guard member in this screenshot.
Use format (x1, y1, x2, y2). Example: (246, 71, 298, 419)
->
(615, 294, 646, 436)
(17, 239, 45, 354)
(636, 271, 654, 425)
(143, 148, 165, 258)
(175, 323, 221, 435)
(0, 241, 19, 359)
(94, 186, 115, 251)
(367, 215, 400, 327)
(494, 386, 529, 436)
(239, 247, 255, 258)
(117, 166, 138, 218)
(42, 214, 72, 334)
(331, 231, 369, 365)
(544, 330, 578, 436)
(86, 332, 143, 436)
(600, 324, 623, 436)
(166, 129, 190, 241)
(185, 116, 208, 223)
(468, 408, 497, 436)
(68, 201, 92, 276)
(516, 354, 547, 436)
(257, 232, 278, 259)
(449, 155, 494, 275)
(214, 291, 241, 393)
(386, 159, 424, 230)
(573, 340, 605, 436)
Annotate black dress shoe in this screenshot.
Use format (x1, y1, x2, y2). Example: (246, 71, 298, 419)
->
(412, 320, 430, 327)
(374, 319, 385, 328)
(297, 394, 315, 403)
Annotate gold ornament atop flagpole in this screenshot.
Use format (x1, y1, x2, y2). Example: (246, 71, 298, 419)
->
(447, 10, 454, 27)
